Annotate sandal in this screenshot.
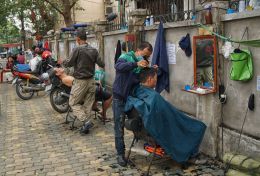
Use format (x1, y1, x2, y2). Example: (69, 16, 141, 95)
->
(92, 107, 100, 112)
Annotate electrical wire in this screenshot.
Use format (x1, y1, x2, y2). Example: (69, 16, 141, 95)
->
(224, 106, 249, 173)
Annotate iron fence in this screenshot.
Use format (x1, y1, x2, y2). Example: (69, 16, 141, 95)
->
(105, 0, 195, 32)
(105, 21, 127, 32)
(137, 0, 195, 23)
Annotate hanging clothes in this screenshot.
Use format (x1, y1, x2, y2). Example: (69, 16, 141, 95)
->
(151, 21, 170, 93)
(114, 40, 122, 64)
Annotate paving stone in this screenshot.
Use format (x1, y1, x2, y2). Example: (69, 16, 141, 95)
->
(0, 84, 225, 176)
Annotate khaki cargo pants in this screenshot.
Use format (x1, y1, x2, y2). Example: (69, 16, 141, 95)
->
(69, 78, 95, 122)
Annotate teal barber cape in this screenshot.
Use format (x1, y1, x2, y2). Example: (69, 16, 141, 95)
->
(125, 85, 206, 163)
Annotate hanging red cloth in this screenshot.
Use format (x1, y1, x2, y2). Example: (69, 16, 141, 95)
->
(44, 41, 49, 50)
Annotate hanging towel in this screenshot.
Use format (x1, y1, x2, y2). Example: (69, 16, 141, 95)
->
(151, 22, 170, 93)
(114, 40, 122, 64)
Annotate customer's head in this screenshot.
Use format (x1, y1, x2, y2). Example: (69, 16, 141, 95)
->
(76, 29, 87, 45)
(139, 67, 157, 88)
(136, 42, 153, 61)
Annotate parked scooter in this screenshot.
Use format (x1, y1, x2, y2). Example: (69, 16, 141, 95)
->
(12, 51, 56, 100)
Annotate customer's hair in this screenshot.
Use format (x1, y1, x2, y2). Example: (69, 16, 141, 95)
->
(76, 29, 87, 41)
(137, 42, 153, 52)
(139, 67, 157, 83)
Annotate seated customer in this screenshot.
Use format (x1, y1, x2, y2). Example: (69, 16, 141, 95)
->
(54, 67, 112, 121)
(125, 67, 206, 163)
(2, 56, 15, 82)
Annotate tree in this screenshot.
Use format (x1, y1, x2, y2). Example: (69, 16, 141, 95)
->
(43, 0, 80, 27)
(0, 22, 20, 44)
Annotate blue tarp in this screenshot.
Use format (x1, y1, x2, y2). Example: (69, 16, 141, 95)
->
(16, 64, 30, 72)
(125, 85, 206, 163)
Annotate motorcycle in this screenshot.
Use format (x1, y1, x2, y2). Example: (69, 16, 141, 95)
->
(12, 51, 56, 100)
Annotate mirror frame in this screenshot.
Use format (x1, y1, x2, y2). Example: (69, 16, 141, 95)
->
(193, 35, 218, 93)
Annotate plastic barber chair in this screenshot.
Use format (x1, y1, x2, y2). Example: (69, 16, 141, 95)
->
(125, 108, 164, 176)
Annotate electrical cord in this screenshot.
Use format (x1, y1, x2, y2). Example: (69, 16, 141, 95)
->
(224, 103, 250, 173)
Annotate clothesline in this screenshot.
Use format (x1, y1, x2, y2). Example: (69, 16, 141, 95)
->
(197, 23, 260, 47)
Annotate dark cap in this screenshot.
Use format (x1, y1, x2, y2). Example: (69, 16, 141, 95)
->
(76, 29, 87, 41)
(179, 33, 192, 57)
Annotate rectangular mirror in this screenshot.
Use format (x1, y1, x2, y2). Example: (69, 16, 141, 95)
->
(193, 35, 217, 93)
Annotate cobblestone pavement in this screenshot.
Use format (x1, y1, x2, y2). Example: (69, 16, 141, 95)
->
(0, 84, 225, 176)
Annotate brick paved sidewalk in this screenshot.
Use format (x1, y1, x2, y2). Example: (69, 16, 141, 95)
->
(0, 84, 225, 176)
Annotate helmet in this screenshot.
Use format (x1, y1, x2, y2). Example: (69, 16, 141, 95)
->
(42, 50, 52, 60)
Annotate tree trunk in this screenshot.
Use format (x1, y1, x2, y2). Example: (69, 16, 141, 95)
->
(20, 11, 26, 50)
(63, 0, 73, 27)
(63, 13, 73, 27)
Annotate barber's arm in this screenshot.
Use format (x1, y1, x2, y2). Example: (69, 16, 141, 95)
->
(115, 58, 148, 72)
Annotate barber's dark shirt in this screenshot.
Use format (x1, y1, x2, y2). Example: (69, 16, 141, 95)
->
(63, 44, 105, 79)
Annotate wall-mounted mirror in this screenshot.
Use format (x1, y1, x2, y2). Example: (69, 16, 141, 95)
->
(193, 35, 217, 93)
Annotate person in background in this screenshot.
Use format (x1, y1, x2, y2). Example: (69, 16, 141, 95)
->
(17, 51, 25, 64)
(62, 28, 105, 135)
(93, 68, 112, 121)
(53, 67, 112, 122)
(29, 47, 43, 72)
(3, 56, 15, 82)
(112, 42, 153, 167)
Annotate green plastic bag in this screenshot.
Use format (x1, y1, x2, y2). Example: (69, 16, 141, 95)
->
(230, 49, 253, 81)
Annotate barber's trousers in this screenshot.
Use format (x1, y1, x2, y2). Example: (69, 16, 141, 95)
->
(112, 98, 126, 155)
(69, 78, 95, 122)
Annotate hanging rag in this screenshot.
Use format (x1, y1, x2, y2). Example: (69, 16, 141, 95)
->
(151, 21, 170, 93)
(114, 40, 122, 64)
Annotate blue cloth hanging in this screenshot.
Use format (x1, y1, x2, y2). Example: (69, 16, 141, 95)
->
(151, 21, 170, 93)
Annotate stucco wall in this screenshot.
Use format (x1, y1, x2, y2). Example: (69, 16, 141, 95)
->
(74, 0, 105, 23)
(144, 23, 221, 157)
(103, 31, 127, 88)
(222, 16, 260, 138)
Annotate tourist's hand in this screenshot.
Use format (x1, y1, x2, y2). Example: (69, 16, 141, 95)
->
(137, 60, 149, 68)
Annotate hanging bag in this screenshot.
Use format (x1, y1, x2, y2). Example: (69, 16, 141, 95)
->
(230, 49, 253, 81)
(229, 27, 254, 81)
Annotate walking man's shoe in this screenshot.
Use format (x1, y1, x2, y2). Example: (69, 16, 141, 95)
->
(80, 121, 94, 135)
(117, 155, 127, 167)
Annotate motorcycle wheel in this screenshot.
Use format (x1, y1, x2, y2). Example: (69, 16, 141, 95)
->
(15, 80, 34, 100)
(50, 88, 69, 113)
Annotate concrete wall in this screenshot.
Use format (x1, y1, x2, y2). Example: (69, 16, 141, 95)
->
(218, 13, 260, 159)
(103, 30, 127, 88)
(222, 15, 260, 138)
(144, 21, 221, 157)
(75, 0, 105, 23)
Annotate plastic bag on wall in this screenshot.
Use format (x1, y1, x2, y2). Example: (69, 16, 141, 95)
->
(222, 41, 234, 59)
